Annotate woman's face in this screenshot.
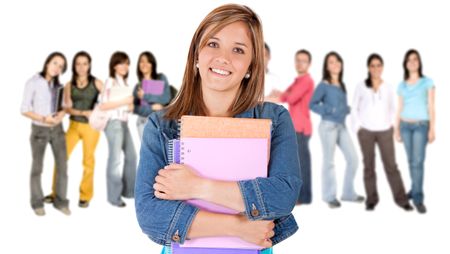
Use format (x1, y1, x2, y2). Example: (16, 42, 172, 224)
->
(75, 56, 90, 77)
(368, 58, 383, 80)
(139, 56, 152, 77)
(327, 55, 342, 77)
(46, 56, 65, 78)
(197, 21, 253, 95)
(406, 53, 420, 74)
(114, 61, 129, 77)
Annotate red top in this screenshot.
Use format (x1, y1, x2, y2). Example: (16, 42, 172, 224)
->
(280, 74, 314, 135)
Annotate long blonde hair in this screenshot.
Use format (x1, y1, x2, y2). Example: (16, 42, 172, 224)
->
(165, 4, 265, 119)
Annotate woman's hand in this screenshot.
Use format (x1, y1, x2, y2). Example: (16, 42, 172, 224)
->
(152, 103, 164, 111)
(82, 110, 92, 118)
(233, 215, 274, 248)
(394, 128, 402, 142)
(154, 164, 205, 200)
(137, 88, 144, 99)
(428, 128, 435, 143)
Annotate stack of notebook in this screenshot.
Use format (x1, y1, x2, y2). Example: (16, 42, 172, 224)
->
(168, 115, 272, 254)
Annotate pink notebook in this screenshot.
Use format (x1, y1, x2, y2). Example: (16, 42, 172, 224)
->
(141, 79, 165, 106)
(177, 137, 268, 250)
(142, 79, 164, 95)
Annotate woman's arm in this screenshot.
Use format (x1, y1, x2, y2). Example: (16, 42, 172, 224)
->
(394, 95, 403, 142)
(155, 108, 301, 221)
(97, 78, 132, 110)
(99, 97, 133, 110)
(309, 84, 330, 115)
(155, 164, 245, 212)
(136, 115, 276, 247)
(428, 87, 436, 143)
(188, 210, 274, 248)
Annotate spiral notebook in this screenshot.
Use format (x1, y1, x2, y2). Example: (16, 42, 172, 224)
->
(168, 116, 272, 251)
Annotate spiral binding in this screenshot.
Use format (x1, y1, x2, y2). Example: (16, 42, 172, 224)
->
(167, 139, 174, 164)
(177, 118, 182, 139)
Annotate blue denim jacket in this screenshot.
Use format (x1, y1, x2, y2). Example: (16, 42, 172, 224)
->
(309, 82, 350, 124)
(135, 102, 301, 247)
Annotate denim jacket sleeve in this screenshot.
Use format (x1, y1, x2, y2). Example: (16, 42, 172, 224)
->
(135, 113, 200, 246)
(309, 83, 332, 116)
(237, 107, 302, 221)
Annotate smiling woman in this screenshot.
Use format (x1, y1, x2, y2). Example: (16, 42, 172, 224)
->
(135, 3, 301, 254)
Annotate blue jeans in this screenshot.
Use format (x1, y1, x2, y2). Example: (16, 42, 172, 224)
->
(318, 120, 359, 202)
(400, 121, 429, 205)
(296, 133, 312, 204)
(104, 120, 137, 205)
(136, 116, 148, 141)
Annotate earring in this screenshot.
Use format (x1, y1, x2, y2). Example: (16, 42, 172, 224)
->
(196, 63, 199, 68)
(244, 73, 251, 79)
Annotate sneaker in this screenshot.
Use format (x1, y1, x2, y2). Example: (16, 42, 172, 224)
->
(366, 204, 376, 211)
(78, 200, 89, 208)
(327, 200, 341, 208)
(33, 207, 45, 216)
(415, 204, 427, 214)
(400, 203, 414, 211)
(342, 195, 365, 203)
(43, 195, 54, 204)
(55, 206, 71, 216)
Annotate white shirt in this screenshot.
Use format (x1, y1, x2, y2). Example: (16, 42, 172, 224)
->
(102, 76, 132, 121)
(351, 81, 395, 132)
(264, 71, 288, 108)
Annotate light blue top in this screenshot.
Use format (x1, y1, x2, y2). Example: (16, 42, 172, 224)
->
(397, 77, 434, 120)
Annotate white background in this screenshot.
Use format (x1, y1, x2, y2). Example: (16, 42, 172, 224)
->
(1, 0, 449, 253)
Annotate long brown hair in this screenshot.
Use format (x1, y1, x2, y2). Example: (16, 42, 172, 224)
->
(165, 4, 265, 119)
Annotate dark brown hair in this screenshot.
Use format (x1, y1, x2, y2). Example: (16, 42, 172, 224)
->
(39, 52, 67, 85)
(109, 51, 130, 79)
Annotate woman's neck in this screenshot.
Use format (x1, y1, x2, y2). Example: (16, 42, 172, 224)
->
(77, 75, 88, 83)
(371, 77, 382, 90)
(408, 72, 420, 82)
(202, 88, 238, 117)
(44, 73, 52, 82)
(330, 75, 340, 85)
(143, 73, 152, 80)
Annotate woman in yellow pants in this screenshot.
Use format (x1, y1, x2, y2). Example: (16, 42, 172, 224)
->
(45, 51, 103, 208)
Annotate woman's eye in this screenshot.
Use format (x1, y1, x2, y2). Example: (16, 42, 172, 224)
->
(208, 42, 218, 48)
(233, 47, 244, 54)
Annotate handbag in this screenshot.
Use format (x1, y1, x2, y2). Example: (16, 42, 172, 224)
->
(89, 80, 111, 131)
(89, 105, 109, 131)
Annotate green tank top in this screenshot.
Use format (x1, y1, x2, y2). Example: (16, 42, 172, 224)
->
(70, 79, 99, 123)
